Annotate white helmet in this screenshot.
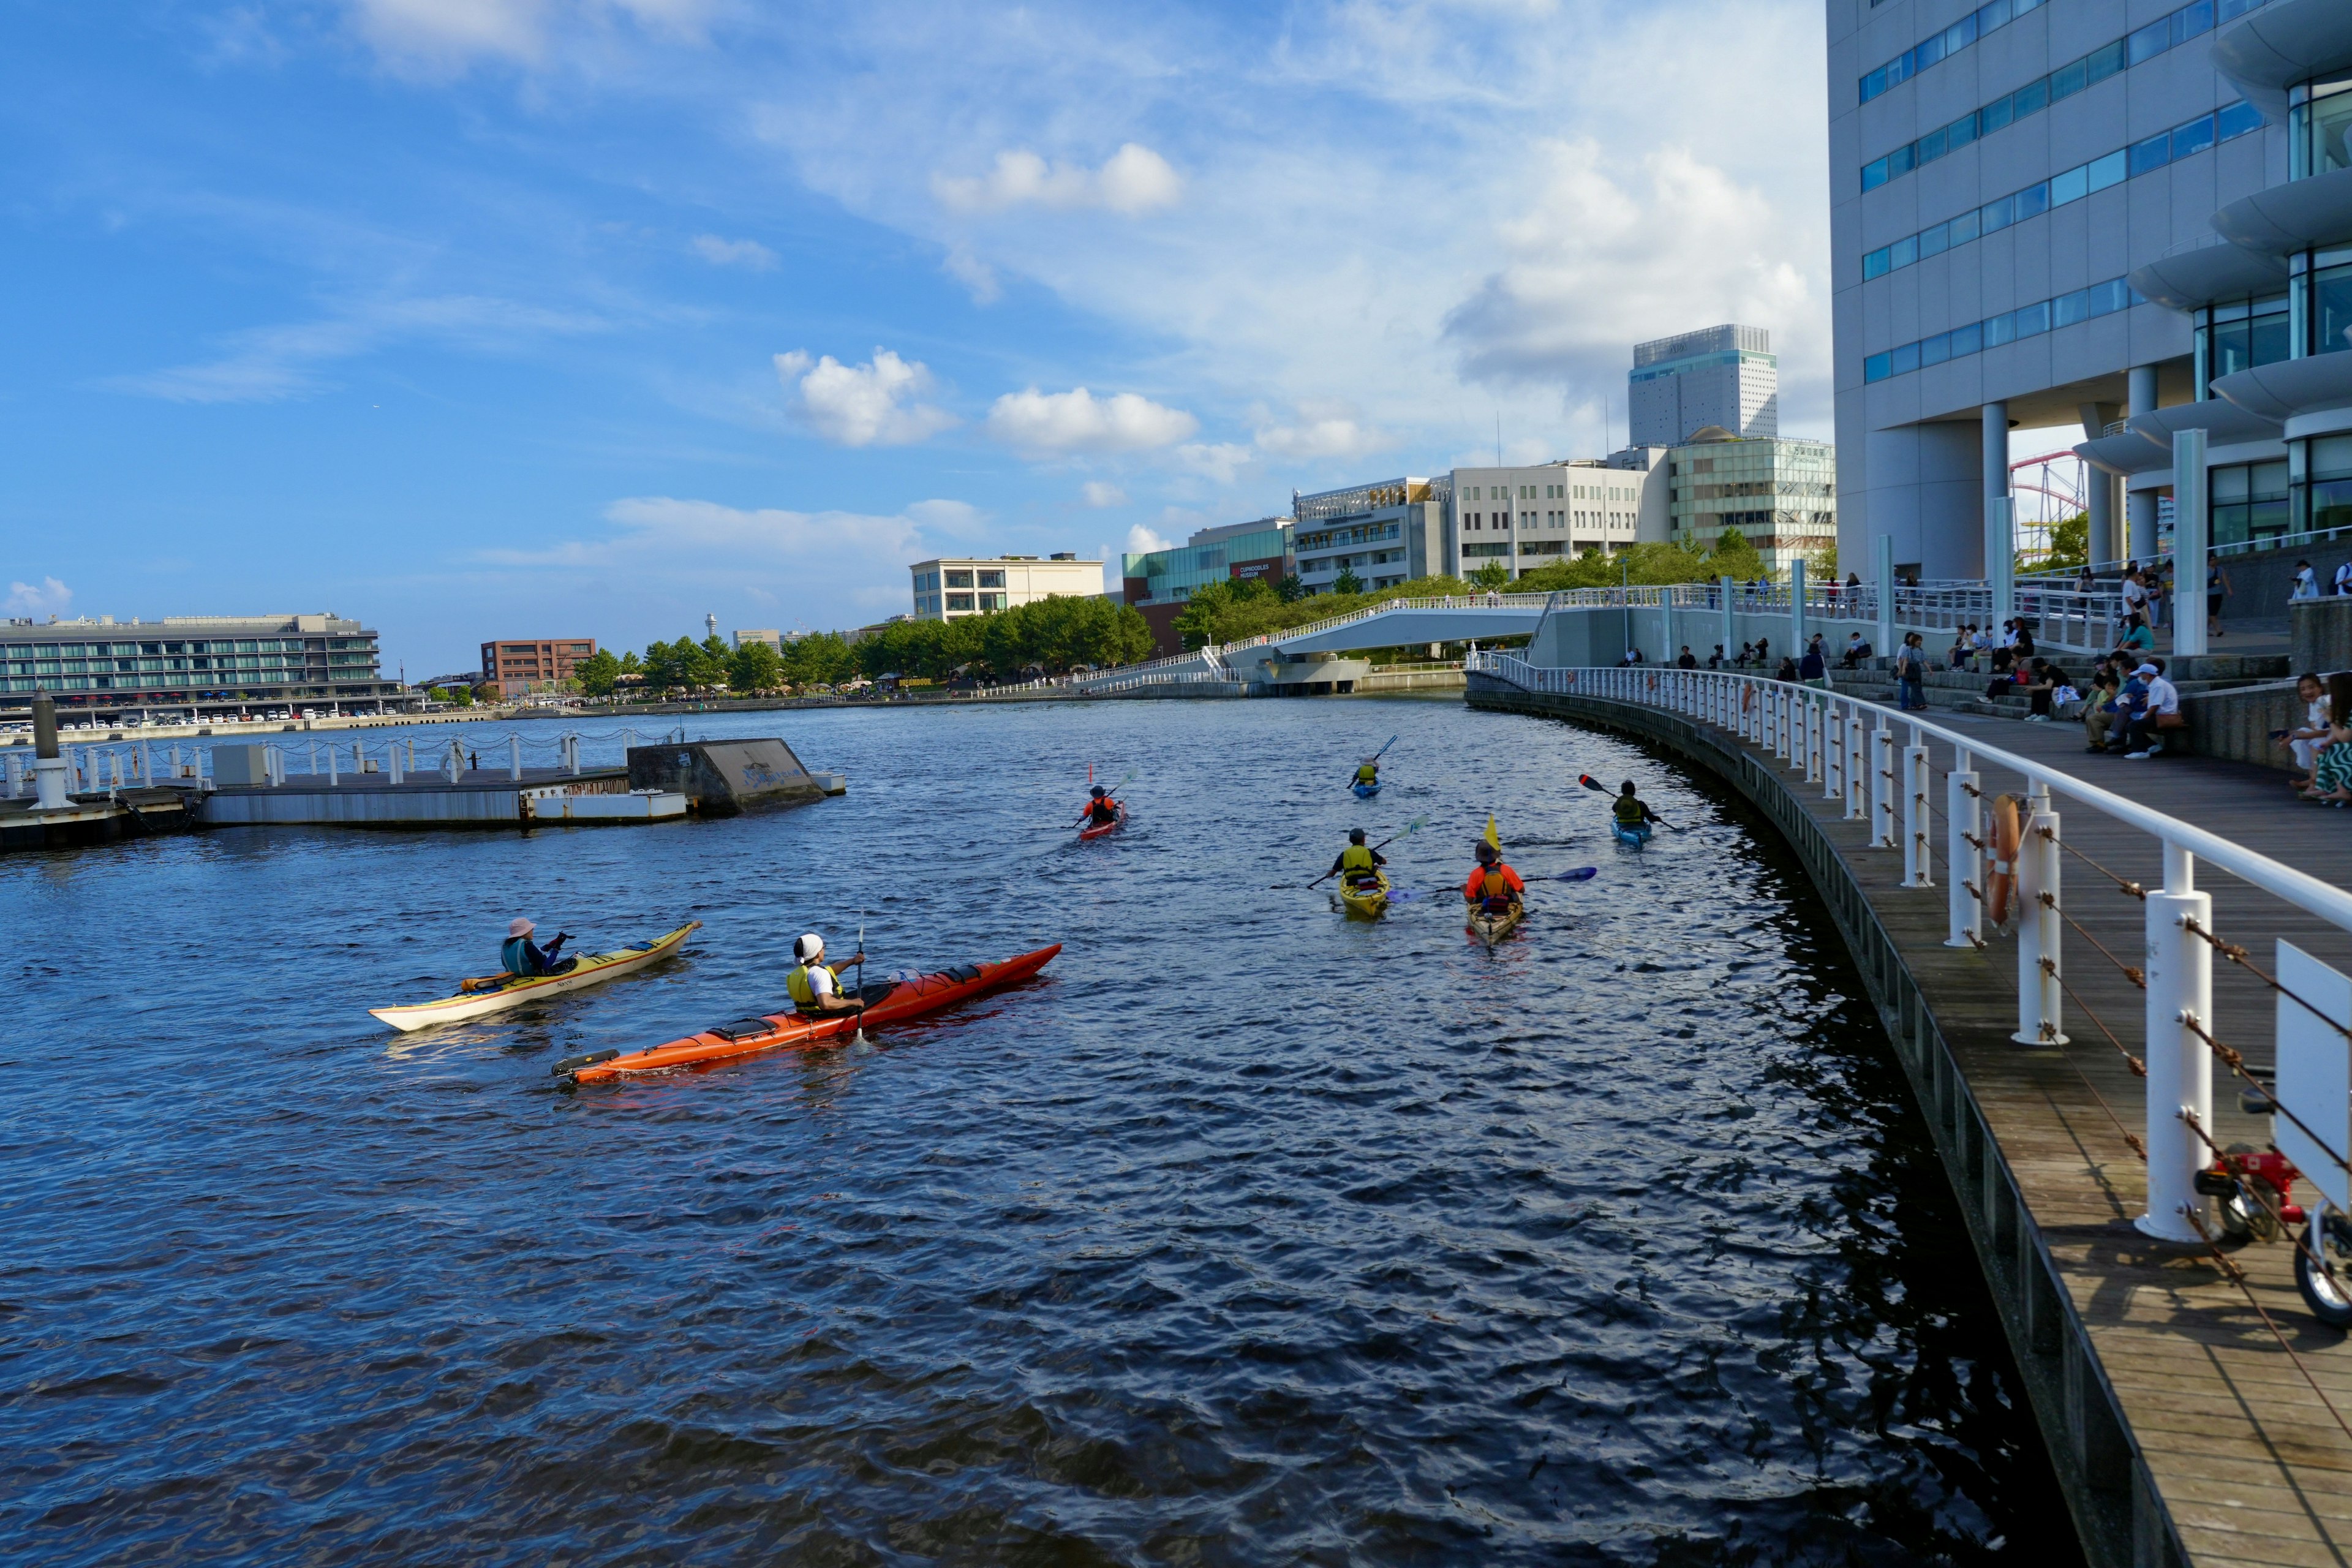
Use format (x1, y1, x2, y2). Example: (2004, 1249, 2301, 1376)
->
(793, 932, 825, 962)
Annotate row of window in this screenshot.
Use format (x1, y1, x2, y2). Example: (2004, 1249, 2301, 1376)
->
(2192, 261, 2352, 389)
(937, 592, 1009, 614)
(0, 637, 363, 658)
(1295, 522, 1400, 551)
(2, 657, 363, 676)
(1861, 0, 2250, 190)
(1, 677, 380, 693)
(1860, 0, 2269, 107)
(1863, 102, 2261, 283)
(1863, 276, 2145, 383)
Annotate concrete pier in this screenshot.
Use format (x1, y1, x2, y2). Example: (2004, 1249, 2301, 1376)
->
(198, 767, 686, 828)
(1467, 671, 2352, 1568)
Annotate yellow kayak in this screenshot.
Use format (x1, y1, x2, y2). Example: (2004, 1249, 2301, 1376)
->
(369, 921, 701, 1032)
(1339, 871, 1391, 919)
(1467, 904, 1524, 947)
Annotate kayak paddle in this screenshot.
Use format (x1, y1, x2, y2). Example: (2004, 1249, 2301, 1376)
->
(1298, 815, 1428, 889)
(1390, 865, 1594, 902)
(1346, 733, 1400, 791)
(1578, 772, 1673, 829)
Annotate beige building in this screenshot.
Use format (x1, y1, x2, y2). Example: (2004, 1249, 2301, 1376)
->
(1449, 450, 1673, 578)
(909, 553, 1102, 619)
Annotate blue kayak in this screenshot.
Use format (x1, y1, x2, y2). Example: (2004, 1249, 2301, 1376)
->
(1352, 782, 1381, 799)
(1610, 820, 1653, 848)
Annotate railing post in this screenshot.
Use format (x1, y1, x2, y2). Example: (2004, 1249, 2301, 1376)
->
(2138, 842, 2212, 1242)
(1806, 695, 1824, 783)
(1946, 751, 1980, 946)
(2010, 785, 2068, 1045)
(1847, 703, 1869, 820)
(1774, 685, 1791, 762)
(1871, 720, 1896, 846)
(1792, 690, 1809, 774)
(1903, 733, 1931, 886)
(1825, 703, 1843, 800)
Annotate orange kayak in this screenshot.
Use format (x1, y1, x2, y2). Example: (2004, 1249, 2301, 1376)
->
(554, 943, 1061, 1085)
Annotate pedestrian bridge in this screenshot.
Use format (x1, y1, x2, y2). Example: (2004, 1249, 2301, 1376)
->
(1070, 579, 2132, 694)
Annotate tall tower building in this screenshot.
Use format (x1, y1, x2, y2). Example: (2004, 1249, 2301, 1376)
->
(1628, 325, 1780, 447)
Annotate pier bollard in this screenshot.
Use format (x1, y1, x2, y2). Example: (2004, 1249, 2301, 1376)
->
(1871, 724, 1896, 847)
(509, 736, 522, 782)
(5, 752, 20, 799)
(2138, 843, 2213, 1242)
(328, 745, 339, 787)
(1946, 758, 1980, 947)
(445, 741, 462, 784)
(1903, 739, 1932, 888)
(390, 744, 404, 785)
(2011, 787, 2065, 1044)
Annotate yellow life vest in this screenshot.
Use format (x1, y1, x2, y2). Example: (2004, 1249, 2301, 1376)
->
(1354, 762, 1378, 783)
(1341, 843, 1378, 876)
(785, 961, 839, 1010)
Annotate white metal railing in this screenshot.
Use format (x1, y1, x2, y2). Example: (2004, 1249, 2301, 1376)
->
(1, 728, 618, 800)
(1466, 652, 2352, 1324)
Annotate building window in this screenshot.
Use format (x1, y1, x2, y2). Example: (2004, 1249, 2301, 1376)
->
(978, 592, 1008, 611)
(978, 569, 1006, 589)
(2198, 294, 2290, 394)
(2211, 460, 2290, 548)
(2293, 74, 2352, 181)
(2307, 258, 2352, 356)
(946, 593, 974, 612)
(2304, 435, 2352, 534)
(946, 570, 974, 589)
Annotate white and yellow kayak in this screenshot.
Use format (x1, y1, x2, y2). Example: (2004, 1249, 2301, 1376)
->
(369, 921, 701, 1032)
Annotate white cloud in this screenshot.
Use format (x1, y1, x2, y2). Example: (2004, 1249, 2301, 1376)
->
(4, 576, 73, 617)
(774, 347, 959, 447)
(984, 386, 1197, 456)
(1174, 442, 1253, 484)
(1251, 402, 1392, 461)
(692, 233, 776, 269)
(345, 0, 710, 74)
(1442, 140, 1815, 394)
(1081, 481, 1128, 507)
(932, 143, 1183, 217)
(942, 246, 1001, 304)
(1125, 523, 1175, 553)
(107, 295, 606, 404)
(906, 497, 989, 537)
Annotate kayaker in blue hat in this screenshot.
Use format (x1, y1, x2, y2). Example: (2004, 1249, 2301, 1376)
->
(1079, 784, 1120, 829)
(502, 918, 576, 977)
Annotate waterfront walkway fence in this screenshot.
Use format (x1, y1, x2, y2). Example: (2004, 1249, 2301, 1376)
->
(1466, 652, 2352, 1320)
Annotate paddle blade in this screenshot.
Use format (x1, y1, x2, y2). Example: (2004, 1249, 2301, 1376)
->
(1555, 867, 1597, 882)
(1578, 774, 1607, 793)
(1483, 814, 1500, 852)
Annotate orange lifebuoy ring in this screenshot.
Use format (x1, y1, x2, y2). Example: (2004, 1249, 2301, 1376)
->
(1986, 794, 2021, 927)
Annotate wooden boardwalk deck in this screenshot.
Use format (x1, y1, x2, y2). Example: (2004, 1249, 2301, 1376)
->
(1471, 680, 2352, 1568)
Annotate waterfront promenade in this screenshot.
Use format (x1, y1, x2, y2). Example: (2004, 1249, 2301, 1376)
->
(1469, 668, 2352, 1568)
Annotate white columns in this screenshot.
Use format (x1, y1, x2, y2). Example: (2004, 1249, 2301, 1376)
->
(1946, 755, 1980, 946)
(1871, 722, 1896, 847)
(1789, 556, 1807, 667)
(1874, 534, 1895, 657)
(2138, 843, 2213, 1242)
(1987, 496, 2016, 632)
(327, 744, 339, 786)
(2012, 786, 2067, 1045)
(1845, 704, 1869, 820)
(2172, 426, 2210, 657)
(1826, 703, 1846, 802)
(1903, 736, 1932, 887)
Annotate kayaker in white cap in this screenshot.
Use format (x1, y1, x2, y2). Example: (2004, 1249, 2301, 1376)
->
(786, 932, 866, 1017)
(500, 918, 575, 978)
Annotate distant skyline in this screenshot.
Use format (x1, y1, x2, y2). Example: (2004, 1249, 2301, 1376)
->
(4, 0, 1841, 676)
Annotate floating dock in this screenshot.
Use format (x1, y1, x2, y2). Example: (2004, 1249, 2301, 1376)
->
(198, 767, 687, 827)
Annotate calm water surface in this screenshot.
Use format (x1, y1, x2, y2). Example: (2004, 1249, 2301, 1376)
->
(2, 698, 2076, 1565)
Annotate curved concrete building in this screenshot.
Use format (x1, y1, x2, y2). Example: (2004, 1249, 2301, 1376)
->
(1829, 0, 2306, 574)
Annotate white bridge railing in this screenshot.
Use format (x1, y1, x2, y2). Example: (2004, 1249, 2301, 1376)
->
(1466, 652, 2352, 1329)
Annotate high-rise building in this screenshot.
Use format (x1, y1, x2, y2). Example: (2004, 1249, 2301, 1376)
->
(1828, 0, 2332, 578)
(1629, 325, 1780, 447)
(1665, 429, 1838, 571)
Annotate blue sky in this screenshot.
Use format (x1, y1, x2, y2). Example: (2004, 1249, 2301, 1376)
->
(2, 0, 1831, 677)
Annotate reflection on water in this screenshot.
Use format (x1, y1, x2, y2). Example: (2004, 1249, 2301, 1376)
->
(1, 699, 2076, 1564)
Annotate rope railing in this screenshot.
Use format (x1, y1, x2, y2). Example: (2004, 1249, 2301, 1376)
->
(1466, 652, 2352, 1343)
